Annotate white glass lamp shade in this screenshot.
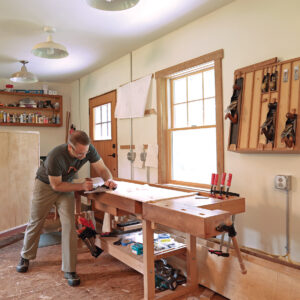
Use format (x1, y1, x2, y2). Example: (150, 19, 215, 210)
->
(10, 61, 38, 83)
(86, 0, 139, 11)
(32, 34, 68, 59)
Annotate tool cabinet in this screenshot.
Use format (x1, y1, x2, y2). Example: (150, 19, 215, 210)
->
(227, 56, 300, 153)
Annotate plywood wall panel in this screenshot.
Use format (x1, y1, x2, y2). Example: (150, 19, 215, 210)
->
(249, 70, 263, 148)
(239, 72, 254, 149)
(0, 131, 39, 232)
(0, 133, 14, 231)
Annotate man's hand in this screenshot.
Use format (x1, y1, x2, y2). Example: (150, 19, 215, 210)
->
(81, 178, 93, 191)
(104, 179, 117, 190)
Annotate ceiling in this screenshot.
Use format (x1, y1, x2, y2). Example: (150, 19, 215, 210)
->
(0, 0, 232, 83)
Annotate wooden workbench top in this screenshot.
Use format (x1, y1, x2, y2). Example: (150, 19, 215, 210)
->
(142, 195, 245, 238)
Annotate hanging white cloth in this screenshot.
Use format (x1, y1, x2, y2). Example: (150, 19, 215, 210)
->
(115, 75, 152, 119)
(145, 144, 158, 168)
(134, 145, 144, 169)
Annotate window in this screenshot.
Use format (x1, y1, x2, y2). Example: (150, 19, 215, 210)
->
(169, 64, 217, 185)
(155, 50, 224, 188)
(93, 103, 112, 141)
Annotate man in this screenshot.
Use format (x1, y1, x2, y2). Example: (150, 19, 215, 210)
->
(16, 130, 117, 286)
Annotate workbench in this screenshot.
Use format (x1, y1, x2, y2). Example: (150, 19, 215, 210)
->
(76, 180, 246, 300)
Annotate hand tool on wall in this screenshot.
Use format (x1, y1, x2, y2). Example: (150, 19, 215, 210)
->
(225, 173, 232, 198)
(281, 110, 297, 148)
(269, 70, 278, 91)
(261, 71, 270, 93)
(260, 102, 277, 144)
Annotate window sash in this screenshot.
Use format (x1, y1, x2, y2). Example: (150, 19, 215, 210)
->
(170, 67, 215, 130)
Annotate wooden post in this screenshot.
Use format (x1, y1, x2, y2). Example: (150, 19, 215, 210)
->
(231, 236, 247, 274)
(225, 218, 247, 274)
(186, 234, 198, 286)
(143, 219, 155, 300)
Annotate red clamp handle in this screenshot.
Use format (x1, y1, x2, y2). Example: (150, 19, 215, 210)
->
(227, 173, 232, 187)
(211, 173, 215, 185)
(214, 173, 219, 186)
(221, 172, 226, 186)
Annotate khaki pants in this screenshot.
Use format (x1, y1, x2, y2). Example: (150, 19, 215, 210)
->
(21, 179, 77, 272)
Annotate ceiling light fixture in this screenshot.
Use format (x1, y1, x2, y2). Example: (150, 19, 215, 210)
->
(10, 60, 38, 83)
(86, 0, 139, 11)
(32, 26, 68, 59)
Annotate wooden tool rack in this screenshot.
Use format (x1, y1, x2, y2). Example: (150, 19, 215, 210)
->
(76, 180, 246, 300)
(227, 56, 300, 153)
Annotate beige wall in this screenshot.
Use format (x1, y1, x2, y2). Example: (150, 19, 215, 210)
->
(0, 80, 72, 156)
(72, 0, 300, 261)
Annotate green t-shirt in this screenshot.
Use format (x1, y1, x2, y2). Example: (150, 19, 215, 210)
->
(36, 144, 100, 184)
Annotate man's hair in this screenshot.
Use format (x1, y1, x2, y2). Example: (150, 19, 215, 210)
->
(68, 130, 90, 147)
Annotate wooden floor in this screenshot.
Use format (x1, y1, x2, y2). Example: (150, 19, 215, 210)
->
(0, 237, 228, 300)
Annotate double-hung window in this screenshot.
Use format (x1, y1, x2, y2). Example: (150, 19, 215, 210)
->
(156, 50, 224, 188)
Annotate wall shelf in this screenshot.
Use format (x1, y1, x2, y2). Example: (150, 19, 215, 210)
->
(0, 122, 61, 127)
(0, 91, 63, 127)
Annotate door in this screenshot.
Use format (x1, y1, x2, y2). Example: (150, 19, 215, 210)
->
(89, 90, 118, 178)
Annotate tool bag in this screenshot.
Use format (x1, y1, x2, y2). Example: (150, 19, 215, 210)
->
(154, 259, 186, 291)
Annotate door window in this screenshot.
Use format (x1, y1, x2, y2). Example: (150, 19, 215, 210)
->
(93, 103, 112, 141)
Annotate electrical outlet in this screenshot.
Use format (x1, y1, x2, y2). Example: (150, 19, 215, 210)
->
(274, 175, 291, 190)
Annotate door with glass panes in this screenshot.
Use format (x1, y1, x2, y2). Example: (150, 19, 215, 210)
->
(89, 91, 117, 178)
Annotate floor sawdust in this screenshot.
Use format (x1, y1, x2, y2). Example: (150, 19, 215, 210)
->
(0, 239, 227, 300)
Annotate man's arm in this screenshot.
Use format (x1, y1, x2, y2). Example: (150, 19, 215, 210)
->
(49, 175, 93, 192)
(91, 159, 117, 189)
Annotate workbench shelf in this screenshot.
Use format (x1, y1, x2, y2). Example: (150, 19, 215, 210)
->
(0, 91, 63, 127)
(95, 235, 187, 275)
(227, 56, 300, 153)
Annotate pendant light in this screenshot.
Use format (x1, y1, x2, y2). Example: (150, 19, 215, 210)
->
(10, 61, 38, 83)
(32, 26, 68, 59)
(86, 0, 139, 11)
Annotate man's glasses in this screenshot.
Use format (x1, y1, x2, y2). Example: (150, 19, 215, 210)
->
(70, 145, 90, 157)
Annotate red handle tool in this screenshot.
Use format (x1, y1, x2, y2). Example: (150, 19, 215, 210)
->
(219, 172, 227, 198)
(213, 173, 219, 196)
(210, 173, 215, 194)
(225, 173, 232, 197)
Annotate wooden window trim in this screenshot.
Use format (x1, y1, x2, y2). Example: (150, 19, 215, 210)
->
(155, 49, 224, 185)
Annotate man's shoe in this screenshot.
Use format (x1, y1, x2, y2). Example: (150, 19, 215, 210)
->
(64, 272, 80, 287)
(16, 257, 29, 273)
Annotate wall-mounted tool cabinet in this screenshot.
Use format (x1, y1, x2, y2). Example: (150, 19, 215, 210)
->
(227, 57, 300, 153)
